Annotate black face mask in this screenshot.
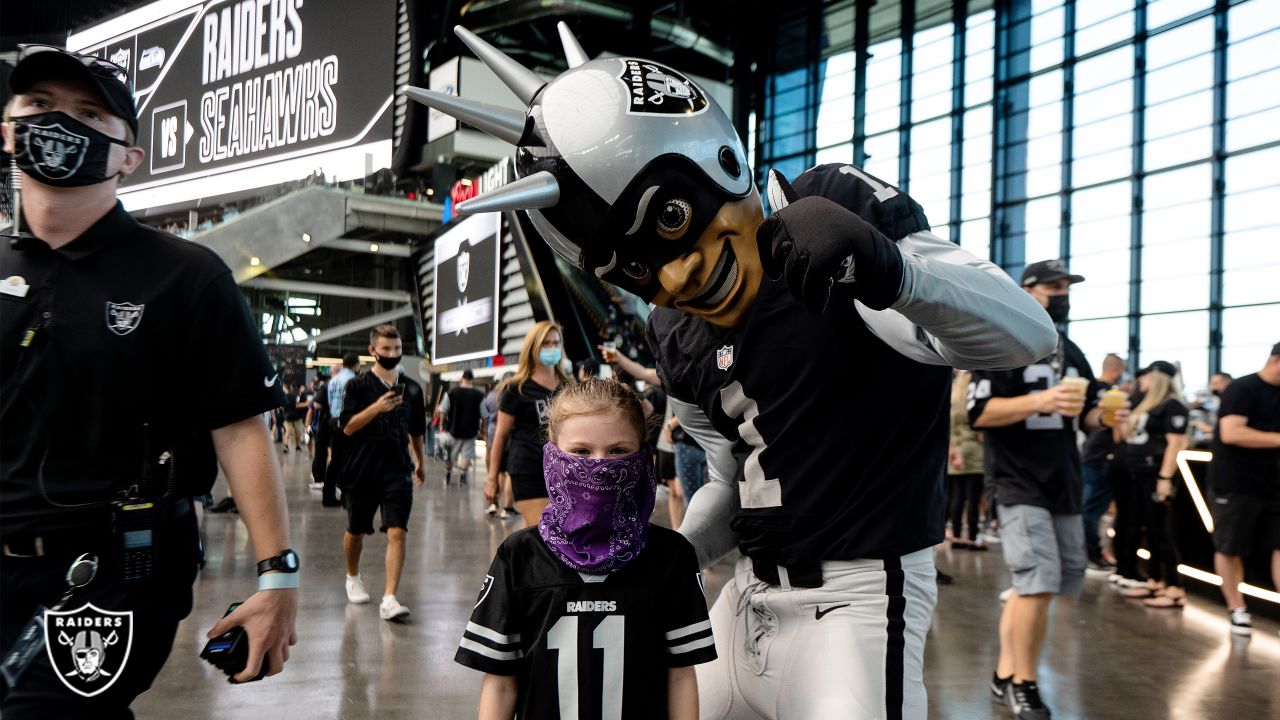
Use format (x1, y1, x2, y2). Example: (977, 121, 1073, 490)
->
(11, 111, 130, 188)
(374, 353, 401, 370)
(1046, 294, 1070, 324)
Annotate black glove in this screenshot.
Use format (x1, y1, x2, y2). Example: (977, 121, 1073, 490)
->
(756, 169, 905, 313)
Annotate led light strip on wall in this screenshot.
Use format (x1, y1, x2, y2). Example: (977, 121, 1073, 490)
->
(1173, 450, 1277, 605)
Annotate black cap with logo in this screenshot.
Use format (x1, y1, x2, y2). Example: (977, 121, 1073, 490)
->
(1137, 360, 1179, 377)
(9, 45, 139, 141)
(1020, 259, 1086, 287)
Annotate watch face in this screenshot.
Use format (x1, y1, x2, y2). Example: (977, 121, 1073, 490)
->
(282, 551, 299, 571)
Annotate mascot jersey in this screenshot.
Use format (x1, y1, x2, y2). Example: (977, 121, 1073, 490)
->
(648, 167, 949, 566)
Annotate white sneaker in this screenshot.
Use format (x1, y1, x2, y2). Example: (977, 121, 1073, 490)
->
(380, 595, 410, 621)
(485, 503, 499, 516)
(345, 575, 371, 604)
(1229, 608, 1252, 636)
(497, 509, 512, 519)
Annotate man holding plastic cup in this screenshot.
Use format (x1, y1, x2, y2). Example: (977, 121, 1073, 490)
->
(967, 260, 1129, 720)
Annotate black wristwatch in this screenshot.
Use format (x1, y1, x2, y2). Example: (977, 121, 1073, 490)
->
(256, 549, 300, 575)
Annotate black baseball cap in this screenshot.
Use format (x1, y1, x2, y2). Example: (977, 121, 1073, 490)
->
(1271, 341, 1280, 356)
(1021, 259, 1085, 287)
(9, 44, 139, 141)
(1138, 360, 1178, 377)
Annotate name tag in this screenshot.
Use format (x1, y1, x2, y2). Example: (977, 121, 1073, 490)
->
(1, 276, 30, 298)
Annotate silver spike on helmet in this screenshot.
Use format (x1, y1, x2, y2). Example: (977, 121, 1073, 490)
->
(401, 23, 752, 301)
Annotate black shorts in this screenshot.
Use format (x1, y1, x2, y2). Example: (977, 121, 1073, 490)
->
(510, 471, 547, 502)
(1211, 491, 1280, 556)
(345, 472, 414, 534)
(657, 449, 677, 482)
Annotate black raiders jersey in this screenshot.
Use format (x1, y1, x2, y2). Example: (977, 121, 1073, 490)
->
(968, 335, 1098, 514)
(1123, 395, 1189, 473)
(456, 526, 715, 719)
(647, 275, 951, 565)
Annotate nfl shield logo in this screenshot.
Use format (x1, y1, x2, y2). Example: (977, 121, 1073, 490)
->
(716, 345, 734, 371)
(105, 302, 145, 336)
(43, 604, 133, 698)
(475, 574, 494, 608)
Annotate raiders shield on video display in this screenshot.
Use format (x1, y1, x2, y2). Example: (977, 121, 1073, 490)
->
(21, 122, 90, 182)
(43, 604, 134, 698)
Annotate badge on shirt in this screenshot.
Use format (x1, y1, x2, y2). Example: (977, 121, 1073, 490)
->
(105, 302, 145, 336)
(1, 276, 30, 298)
(716, 345, 734, 371)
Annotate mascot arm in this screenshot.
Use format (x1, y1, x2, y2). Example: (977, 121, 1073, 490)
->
(855, 230, 1058, 371)
(669, 396, 741, 569)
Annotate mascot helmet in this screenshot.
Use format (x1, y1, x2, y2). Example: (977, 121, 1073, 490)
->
(403, 24, 752, 301)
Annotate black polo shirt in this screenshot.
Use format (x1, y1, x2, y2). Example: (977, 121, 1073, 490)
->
(1, 203, 283, 537)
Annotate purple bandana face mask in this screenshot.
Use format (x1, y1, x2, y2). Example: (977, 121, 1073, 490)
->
(538, 442, 657, 574)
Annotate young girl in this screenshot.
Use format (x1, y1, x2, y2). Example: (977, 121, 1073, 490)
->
(456, 378, 715, 719)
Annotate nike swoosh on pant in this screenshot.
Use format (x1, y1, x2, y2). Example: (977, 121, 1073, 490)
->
(814, 603, 850, 620)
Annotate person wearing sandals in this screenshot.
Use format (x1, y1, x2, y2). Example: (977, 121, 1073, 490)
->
(1115, 361, 1190, 608)
(948, 371, 987, 550)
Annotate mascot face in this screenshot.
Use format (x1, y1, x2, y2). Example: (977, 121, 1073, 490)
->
(404, 26, 765, 326)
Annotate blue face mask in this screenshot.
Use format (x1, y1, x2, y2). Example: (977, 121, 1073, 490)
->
(539, 348, 563, 367)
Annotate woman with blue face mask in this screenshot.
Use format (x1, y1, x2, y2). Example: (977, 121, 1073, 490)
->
(486, 321, 571, 526)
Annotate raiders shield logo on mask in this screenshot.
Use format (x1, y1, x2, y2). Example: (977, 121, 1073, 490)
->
(43, 604, 134, 698)
(457, 249, 471, 293)
(617, 59, 709, 116)
(105, 302, 145, 336)
(22, 122, 90, 182)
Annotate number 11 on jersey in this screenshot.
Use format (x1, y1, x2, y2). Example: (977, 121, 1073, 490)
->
(546, 615, 625, 720)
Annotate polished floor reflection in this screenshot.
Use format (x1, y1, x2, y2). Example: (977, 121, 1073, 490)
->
(135, 444, 1279, 719)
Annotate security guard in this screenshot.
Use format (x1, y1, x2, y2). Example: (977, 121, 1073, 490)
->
(1, 46, 298, 717)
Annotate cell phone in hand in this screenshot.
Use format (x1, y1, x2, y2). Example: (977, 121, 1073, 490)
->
(200, 602, 267, 683)
(392, 383, 405, 397)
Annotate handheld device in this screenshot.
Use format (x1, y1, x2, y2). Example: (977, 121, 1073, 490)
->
(392, 383, 405, 398)
(111, 499, 155, 581)
(200, 602, 267, 683)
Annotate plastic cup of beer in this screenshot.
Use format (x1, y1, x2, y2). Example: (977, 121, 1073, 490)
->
(1100, 388, 1128, 425)
(1058, 376, 1090, 417)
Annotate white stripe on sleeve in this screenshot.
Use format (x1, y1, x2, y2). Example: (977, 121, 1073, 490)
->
(466, 621, 521, 645)
(459, 638, 524, 662)
(667, 634, 715, 655)
(665, 619, 712, 641)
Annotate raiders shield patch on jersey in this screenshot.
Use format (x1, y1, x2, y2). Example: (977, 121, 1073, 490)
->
(43, 604, 133, 698)
(475, 575, 494, 608)
(716, 345, 734, 371)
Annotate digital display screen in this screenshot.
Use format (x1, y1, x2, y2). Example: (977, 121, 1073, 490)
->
(123, 529, 153, 549)
(206, 640, 233, 652)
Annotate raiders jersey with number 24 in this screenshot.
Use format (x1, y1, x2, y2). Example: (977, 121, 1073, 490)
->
(456, 526, 715, 720)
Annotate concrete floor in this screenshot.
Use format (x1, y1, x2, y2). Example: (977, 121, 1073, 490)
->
(134, 443, 1280, 720)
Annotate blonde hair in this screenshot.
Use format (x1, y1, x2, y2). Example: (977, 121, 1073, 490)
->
(1123, 369, 1178, 437)
(547, 378, 652, 446)
(499, 320, 571, 398)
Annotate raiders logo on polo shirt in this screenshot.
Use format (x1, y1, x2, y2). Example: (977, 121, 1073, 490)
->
(617, 59, 709, 116)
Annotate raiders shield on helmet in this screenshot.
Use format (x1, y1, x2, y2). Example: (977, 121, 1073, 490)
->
(43, 604, 134, 698)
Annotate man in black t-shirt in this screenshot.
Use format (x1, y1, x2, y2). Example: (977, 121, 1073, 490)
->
(437, 370, 486, 486)
(1207, 342, 1280, 637)
(969, 261, 1127, 720)
(339, 325, 427, 622)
